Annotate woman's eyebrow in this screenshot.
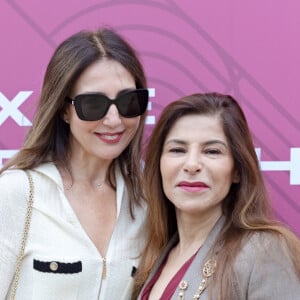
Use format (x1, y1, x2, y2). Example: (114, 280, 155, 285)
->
(165, 139, 228, 147)
(203, 140, 228, 147)
(164, 139, 186, 146)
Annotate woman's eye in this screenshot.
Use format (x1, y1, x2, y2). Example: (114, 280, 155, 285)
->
(169, 147, 185, 153)
(205, 148, 221, 155)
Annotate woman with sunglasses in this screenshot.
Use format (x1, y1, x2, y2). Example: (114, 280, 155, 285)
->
(0, 28, 148, 299)
(133, 93, 300, 300)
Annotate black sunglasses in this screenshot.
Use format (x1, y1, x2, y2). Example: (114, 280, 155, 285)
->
(66, 89, 149, 121)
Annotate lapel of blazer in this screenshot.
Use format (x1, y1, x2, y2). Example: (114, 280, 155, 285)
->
(138, 216, 225, 300)
(170, 216, 225, 299)
(137, 234, 179, 299)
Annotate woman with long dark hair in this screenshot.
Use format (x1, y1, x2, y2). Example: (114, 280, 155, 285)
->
(0, 28, 148, 299)
(134, 93, 300, 300)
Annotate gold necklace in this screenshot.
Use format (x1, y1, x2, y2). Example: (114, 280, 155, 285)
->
(59, 165, 105, 191)
(178, 259, 217, 300)
(64, 181, 104, 190)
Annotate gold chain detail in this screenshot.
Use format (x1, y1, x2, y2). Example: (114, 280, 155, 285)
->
(9, 170, 34, 300)
(178, 259, 217, 300)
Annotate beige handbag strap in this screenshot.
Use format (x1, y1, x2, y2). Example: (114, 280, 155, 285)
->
(10, 170, 34, 300)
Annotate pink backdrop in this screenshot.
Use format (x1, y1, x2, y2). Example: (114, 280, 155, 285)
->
(1, 0, 299, 236)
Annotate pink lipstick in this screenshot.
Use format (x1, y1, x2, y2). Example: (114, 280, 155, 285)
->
(178, 181, 209, 193)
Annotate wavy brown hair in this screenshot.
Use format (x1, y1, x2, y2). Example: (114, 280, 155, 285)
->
(1, 28, 148, 215)
(133, 93, 300, 299)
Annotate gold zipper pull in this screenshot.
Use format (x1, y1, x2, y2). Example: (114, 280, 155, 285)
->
(102, 257, 107, 279)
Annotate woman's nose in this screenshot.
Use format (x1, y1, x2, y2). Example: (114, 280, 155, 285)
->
(102, 104, 122, 127)
(183, 152, 202, 174)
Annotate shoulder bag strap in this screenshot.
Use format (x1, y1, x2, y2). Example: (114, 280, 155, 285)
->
(9, 170, 34, 300)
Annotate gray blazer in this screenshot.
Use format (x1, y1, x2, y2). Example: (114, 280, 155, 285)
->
(138, 217, 300, 299)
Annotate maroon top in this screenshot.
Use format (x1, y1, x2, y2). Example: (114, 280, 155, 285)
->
(141, 249, 198, 300)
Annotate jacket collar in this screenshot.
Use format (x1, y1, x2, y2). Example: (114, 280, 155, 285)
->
(33, 162, 124, 216)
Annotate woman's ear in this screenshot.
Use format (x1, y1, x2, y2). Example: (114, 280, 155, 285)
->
(62, 108, 70, 124)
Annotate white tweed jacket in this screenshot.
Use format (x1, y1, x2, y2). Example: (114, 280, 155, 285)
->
(0, 162, 146, 300)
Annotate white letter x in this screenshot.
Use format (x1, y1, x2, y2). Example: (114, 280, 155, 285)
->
(0, 91, 33, 126)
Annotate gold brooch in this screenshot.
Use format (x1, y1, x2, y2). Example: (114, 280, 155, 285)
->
(202, 259, 217, 277)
